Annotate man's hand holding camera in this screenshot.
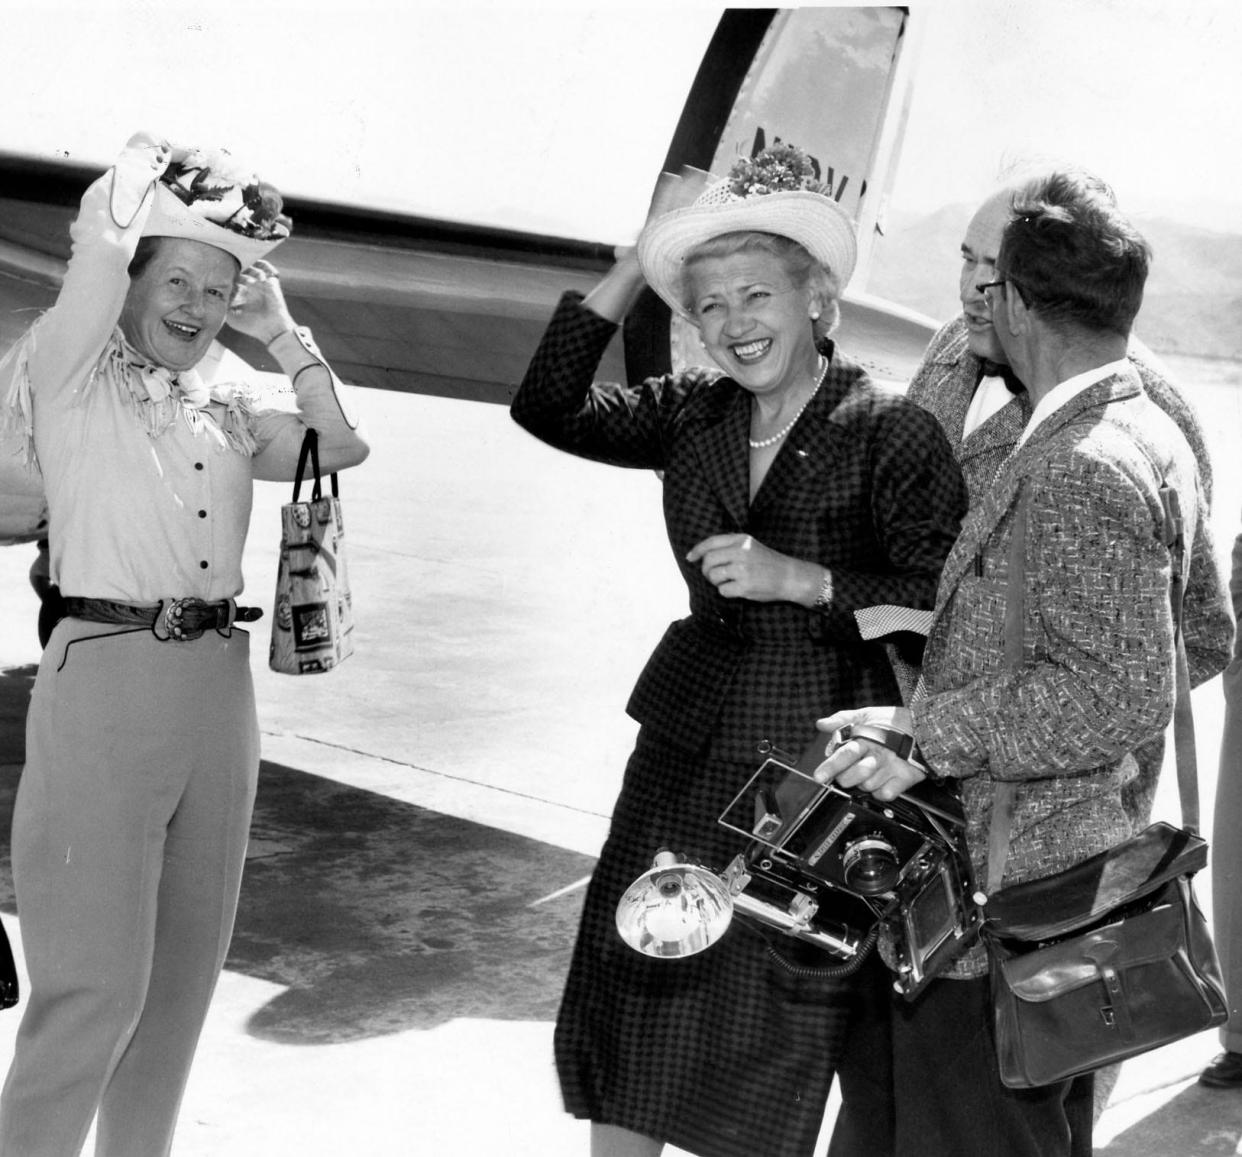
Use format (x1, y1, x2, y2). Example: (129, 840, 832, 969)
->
(814, 706, 927, 801)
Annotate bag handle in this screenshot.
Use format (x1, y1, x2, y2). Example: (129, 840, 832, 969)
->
(985, 481, 1198, 895)
(291, 428, 341, 504)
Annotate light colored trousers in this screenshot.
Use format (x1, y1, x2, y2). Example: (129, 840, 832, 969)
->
(0, 620, 260, 1156)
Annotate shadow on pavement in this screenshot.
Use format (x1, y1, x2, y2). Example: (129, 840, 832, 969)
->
(0, 665, 591, 1047)
(1096, 1081, 1242, 1154)
(0, 666, 34, 767)
(234, 761, 590, 1044)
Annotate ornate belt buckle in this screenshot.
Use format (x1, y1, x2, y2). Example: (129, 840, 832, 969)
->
(155, 597, 206, 642)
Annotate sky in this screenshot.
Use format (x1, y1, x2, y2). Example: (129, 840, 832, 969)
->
(891, 0, 1242, 231)
(1, 0, 1240, 236)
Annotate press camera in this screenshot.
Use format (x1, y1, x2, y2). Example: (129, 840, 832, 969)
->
(616, 726, 982, 999)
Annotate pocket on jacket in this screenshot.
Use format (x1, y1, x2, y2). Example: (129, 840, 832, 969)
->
(625, 617, 743, 754)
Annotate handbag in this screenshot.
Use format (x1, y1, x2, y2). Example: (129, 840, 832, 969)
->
(269, 428, 354, 674)
(981, 484, 1226, 1089)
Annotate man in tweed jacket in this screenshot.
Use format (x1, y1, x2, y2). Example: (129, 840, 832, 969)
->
(819, 174, 1205, 1156)
(907, 183, 1232, 827)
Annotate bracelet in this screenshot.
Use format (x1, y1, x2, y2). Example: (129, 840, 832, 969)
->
(264, 328, 296, 348)
(837, 722, 917, 762)
(812, 568, 833, 611)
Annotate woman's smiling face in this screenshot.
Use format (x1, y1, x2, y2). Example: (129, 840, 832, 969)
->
(684, 249, 819, 399)
(119, 237, 239, 371)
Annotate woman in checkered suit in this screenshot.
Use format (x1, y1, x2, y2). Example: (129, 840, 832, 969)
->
(511, 149, 967, 1157)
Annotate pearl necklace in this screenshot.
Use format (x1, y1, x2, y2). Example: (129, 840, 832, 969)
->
(748, 356, 829, 449)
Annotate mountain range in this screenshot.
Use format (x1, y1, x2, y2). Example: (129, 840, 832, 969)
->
(868, 206, 1242, 361)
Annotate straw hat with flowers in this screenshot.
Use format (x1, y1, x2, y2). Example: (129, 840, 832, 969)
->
(637, 143, 858, 318)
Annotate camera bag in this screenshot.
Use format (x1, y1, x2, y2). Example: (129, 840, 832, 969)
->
(981, 484, 1226, 1090)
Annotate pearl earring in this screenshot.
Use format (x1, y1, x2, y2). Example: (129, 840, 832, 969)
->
(810, 310, 821, 321)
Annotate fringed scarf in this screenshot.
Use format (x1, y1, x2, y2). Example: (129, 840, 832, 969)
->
(0, 320, 261, 470)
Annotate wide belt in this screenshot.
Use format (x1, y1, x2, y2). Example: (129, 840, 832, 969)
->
(63, 596, 263, 641)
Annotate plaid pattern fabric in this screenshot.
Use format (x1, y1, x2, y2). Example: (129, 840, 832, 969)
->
(514, 293, 968, 1152)
(514, 293, 969, 764)
(854, 604, 933, 639)
(553, 735, 873, 1157)
(914, 370, 1210, 976)
(855, 606, 932, 703)
(908, 315, 1233, 825)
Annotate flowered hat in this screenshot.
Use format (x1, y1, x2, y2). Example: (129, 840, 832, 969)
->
(142, 145, 292, 268)
(637, 143, 858, 318)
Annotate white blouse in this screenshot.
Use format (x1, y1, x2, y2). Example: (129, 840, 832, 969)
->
(1, 136, 367, 603)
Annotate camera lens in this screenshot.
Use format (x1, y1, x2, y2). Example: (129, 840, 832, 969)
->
(842, 835, 901, 896)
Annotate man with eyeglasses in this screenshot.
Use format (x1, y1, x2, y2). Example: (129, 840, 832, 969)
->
(905, 181, 1230, 801)
(818, 172, 1223, 1155)
(902, 174, 1236, 1101)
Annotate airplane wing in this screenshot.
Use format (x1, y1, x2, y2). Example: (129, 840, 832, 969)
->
(0, 154, 622, 403)
(0, 7, 935, 541)
(0, 7, 934, 395)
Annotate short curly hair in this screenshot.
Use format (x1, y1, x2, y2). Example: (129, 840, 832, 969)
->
(998, 172, 1150, 338)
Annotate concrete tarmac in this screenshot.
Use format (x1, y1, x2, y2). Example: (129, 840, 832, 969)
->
(1, 381, 1241, 1155)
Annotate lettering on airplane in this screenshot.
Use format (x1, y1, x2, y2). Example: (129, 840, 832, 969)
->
(748, 127, 867, 206)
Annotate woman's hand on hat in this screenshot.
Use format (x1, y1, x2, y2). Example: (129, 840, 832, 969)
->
(110, 134, 175, 228)
(686, 532, 815, 603)
(226, 260, 296, 343)
(588, 165, 710, 318)
(119, 134, 191, 173)
(590, 168, 713, 306)
(607, 170, 711, 266)
(123, 131, 169, 159)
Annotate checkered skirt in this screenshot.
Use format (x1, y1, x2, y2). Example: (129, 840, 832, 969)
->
(555, 731, 873, 1157)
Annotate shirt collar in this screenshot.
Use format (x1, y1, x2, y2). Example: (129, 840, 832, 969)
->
(1017, 358, 1130, 448)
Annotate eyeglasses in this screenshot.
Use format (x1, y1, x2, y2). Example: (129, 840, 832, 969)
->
(976, 279, 1007, 297)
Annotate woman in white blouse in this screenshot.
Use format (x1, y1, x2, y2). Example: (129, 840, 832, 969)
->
(0, 132, 368, 1156)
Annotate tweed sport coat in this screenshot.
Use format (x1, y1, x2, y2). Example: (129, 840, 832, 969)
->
(907, 315, 1232, 691)
(513, 292, 968, 766)
(911, 367, 1204, 975)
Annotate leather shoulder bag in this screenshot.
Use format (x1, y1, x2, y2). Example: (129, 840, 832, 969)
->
(982, 483, 1227, 1089)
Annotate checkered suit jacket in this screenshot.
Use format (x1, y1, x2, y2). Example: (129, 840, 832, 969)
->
(513, 293, 968, 764)
(907, 315, 1232, 691)
(912, 368, 1205, 974)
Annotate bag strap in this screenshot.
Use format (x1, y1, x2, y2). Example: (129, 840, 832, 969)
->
(292, 428, 320, 503)
(985, 486, 1028, 893)
(1163, 485, 1200, 832)
(291, 428, 341, 503)
(985, 480, 1198, 894)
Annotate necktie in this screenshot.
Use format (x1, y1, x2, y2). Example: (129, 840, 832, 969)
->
(978, 359, 1025, 395)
